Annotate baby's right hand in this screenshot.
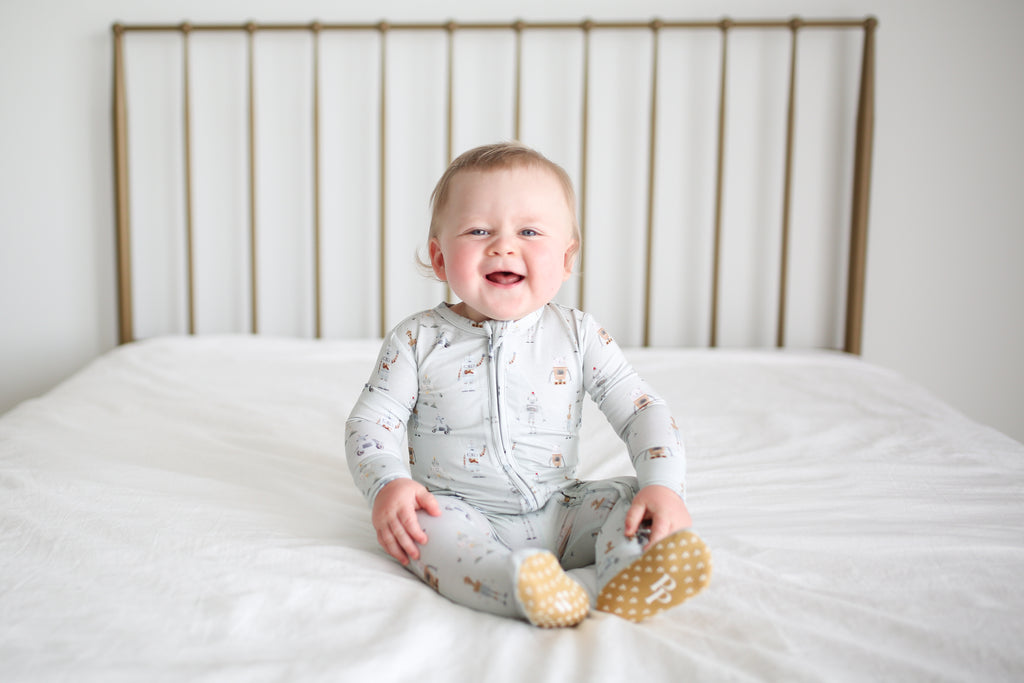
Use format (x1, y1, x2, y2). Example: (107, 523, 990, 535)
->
(371, 478, 441, 565)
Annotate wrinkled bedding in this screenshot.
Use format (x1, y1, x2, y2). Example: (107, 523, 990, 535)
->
(2, 336, 1022, 682)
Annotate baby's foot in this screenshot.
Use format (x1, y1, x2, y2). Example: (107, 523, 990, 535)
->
(596, 529, 711, 622)
(516, 551, 590, 628)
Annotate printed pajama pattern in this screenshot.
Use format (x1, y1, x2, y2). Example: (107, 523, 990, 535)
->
(407, 477, 645, 621)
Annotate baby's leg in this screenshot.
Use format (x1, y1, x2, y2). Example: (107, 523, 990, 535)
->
(557, 476, 641, 572)
(562, 477, 711, 621)
(407, 495, 588, 627)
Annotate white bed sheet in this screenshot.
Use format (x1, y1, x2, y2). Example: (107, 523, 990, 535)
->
(2, 336, 1022, 682)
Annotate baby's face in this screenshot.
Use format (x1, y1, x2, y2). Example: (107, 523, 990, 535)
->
(429, 165, 577, 322)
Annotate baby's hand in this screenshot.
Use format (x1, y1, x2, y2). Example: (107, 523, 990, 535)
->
(371, 479, 442, 565)
(624, 484, 693, 550)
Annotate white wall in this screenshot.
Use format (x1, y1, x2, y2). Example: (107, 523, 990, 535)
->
(2, 0, 1022, 443)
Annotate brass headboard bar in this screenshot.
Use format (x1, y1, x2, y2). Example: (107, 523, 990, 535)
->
(113, 17, 874, 350)
(312, 24, 323, 338)
(443, 24, 455, 304)
(444, 23, 455, 164)
(709, 19, 732, 348)
(378, 22, 389, 337)
(115, 18, 869, 32)
(577, 22, 592, 313)
(182, 24, 197, 336)
(642, 20, 662, 348)
(776, 19, 801, 348)
(112, 24, 133, 344)
(845, 17, 877, 355)
(513, 21, 524, 140)
(246, 23, 259, 334)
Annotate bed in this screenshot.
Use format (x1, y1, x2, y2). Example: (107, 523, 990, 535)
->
(4, 15, 1024, 682)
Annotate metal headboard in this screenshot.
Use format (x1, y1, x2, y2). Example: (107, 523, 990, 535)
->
(112, 17, 876, 352)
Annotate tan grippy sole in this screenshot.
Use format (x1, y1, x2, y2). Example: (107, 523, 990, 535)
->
(516, 552, 590, 628)
(596, 529, 711, 622)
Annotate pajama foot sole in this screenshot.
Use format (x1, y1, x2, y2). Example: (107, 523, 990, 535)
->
(596, 529, 711, 622)
(516, 552, 590, 628)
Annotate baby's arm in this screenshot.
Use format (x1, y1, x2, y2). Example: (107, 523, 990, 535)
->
(578, 313, 691, 546)
(346, 319, 436, 563)
(372, 478, 441, 565)
(624, 484, 693, 550)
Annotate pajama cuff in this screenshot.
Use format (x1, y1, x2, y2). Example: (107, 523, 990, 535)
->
(635, 478, 687, 502)
(367, 473, 412, 506)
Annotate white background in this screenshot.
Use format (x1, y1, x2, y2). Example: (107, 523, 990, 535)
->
(1, 0, 1022, 443)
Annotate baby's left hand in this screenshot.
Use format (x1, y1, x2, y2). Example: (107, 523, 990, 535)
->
(624, 485, 693, 550)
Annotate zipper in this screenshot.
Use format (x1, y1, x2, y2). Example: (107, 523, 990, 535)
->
(487, 322, 539, 511)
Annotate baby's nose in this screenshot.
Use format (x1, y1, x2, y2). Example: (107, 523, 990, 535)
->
(488, 235, 516, 255)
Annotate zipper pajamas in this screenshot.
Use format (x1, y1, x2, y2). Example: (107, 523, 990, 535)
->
(346, 303, 705, 623)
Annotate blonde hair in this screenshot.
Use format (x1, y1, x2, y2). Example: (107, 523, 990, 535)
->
(427, 141, 581, 248)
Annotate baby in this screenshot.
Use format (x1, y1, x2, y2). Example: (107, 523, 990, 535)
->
(345, 142, 710, 626)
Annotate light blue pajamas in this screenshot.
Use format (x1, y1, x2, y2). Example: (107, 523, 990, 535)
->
(410, 477, 649, 620)
(345, 303, 686, 619)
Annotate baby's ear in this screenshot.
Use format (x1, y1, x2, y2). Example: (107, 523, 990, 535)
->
(562, 240, 580, 280)
(429, 238, 448, 282)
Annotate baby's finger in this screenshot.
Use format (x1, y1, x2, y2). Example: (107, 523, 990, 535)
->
(398, 508, 428, 546)
(390, 520, 421, 562)
(377, 527, 409, 565)
(417, 489, 442, 517)
(645, 515, 672, 550)
(623, 501, 647, 538)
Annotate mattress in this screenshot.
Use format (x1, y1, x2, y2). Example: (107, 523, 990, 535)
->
(2, 336, 1022, 681)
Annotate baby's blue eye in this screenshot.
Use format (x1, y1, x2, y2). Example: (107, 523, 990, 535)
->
(469, 228, 488, 236)
(520, 228, 538, 237)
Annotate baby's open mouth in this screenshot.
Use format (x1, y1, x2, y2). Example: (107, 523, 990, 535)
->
(486, 271, 524, 285)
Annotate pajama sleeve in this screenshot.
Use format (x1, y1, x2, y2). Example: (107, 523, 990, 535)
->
(581, 315, 687, 500)
(345, 323, 419, 505)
